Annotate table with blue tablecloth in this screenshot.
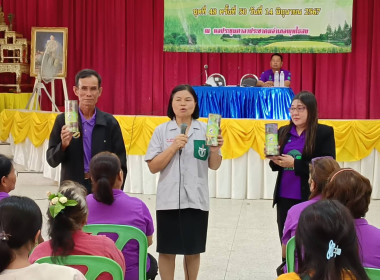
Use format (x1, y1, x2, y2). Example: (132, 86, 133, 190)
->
(193, 86, 294, 120)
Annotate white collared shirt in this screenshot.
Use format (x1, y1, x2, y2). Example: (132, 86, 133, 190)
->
(145, 119, 210, 211)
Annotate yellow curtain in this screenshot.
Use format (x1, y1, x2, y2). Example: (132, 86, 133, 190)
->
(0, 93, 36, 112)
(2, 109, 380, 162)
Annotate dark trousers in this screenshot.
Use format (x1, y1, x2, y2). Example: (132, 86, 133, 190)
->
(147, 253, 158, 280)
(82, 178, 92, 194)
(276, 197, 302, 243)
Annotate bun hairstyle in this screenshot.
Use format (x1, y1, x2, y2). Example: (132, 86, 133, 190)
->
(0, 196, 42, 272)
(90, 152, 121, 205)
(48, 181, 87, 257)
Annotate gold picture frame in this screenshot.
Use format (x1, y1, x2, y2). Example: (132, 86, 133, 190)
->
(30, 27, 68, 77)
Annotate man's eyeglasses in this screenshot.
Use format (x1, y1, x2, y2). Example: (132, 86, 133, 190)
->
(289, 106, 306, 113)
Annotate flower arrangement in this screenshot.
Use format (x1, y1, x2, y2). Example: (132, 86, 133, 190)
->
(47, 191, 78, 218)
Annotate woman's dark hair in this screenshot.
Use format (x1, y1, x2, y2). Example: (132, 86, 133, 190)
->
(0, 154, 13, 182)
(279, 91, 318, 158)
(296, 200, 369, 280)
(167, 84, 199, 120)
(0, 196, 42, 272)
(90, 152, 121, 205)
(323, 169, 372, 218)
(309, 157, 340, 199)
(48, 181, 88, 258)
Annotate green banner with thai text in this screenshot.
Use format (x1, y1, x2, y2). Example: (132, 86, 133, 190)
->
(164, 0, 353, 53)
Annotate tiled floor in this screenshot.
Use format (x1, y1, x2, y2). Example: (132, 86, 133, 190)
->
(1, 142, 379, 280)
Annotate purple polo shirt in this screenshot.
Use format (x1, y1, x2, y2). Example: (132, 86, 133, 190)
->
(260, 69, 291, 83)
(0, 192, 10, 201)
(279, 125, 305, 199)
(282, 195, 321, 245)
(79, 109, 96, 173)
(355, 218, 380, 268)
(86, 189, 154, 280)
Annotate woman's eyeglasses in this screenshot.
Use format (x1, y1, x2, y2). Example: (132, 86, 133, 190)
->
(289, 106, 306, 113)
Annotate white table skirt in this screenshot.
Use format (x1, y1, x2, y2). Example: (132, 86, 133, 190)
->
(9, 136, 380, 199)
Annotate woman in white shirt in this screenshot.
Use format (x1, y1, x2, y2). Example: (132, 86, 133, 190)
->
(0, 196, 85, 280)
(145, 84, 223, 280)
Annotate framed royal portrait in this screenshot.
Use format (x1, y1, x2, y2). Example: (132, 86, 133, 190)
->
(30, 27, 68, 77)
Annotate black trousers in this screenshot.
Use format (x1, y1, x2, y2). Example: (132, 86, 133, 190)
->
(82, 178, 92, 194)
(147, 253, 158, 280)
(276, 197, 302, 243)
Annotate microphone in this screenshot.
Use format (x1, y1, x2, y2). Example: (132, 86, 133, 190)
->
(180, 123, 188, 134)
(179, 123, 188, 155)
(204, 64, 208, 82)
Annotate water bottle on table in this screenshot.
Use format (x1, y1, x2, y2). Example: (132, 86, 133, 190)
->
(274, 71, 280, 87)
(280, 71, 285, 87)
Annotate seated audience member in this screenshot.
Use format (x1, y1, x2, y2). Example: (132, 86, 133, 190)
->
(277, 200, 369, 280)
(323, 168, 380, 269)
(29, 181, 125, 279)
(281, 156, 340, 258)
(0, 155, 17, 201)
(86, 152, 158, 280)
(256, 53, 291, 87)
(0, 196, 85, 279)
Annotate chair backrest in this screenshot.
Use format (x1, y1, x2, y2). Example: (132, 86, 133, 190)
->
(286, 236, 296, 273)
(205, 73, 226, 87)
(365, 267, 380, 280)
(83, 224, 148, 280)
(35, 255, 124, 280)
(240, 74, 258, 87)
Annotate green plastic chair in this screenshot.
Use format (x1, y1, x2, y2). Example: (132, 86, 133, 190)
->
(35, 255, 124, 279)
(83, 224, 148, 280)
(365, 267, 380, 280)
(286, 236, 296, 273)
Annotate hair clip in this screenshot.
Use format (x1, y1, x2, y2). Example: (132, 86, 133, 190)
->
(326, 240, 341, 260)
(47, 191, 78, 218)
(0, 230, 11, 241)
(329, 168, 354, 182)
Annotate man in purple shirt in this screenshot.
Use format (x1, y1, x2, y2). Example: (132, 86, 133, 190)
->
(46, 69, 127, 193)
(257, 53, 291, 87)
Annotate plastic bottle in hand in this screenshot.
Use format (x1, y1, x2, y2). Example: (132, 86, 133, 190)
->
(274, 71, 280, 87)
(280, 71, 285, 87)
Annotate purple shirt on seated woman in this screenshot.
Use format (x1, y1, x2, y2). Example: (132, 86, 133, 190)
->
(87, 189, 154, 279)
(86, 151, 157, 280)
(323, 168, 380, 269)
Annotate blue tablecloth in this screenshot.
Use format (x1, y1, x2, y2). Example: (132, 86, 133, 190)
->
(194, 86, 294, 119)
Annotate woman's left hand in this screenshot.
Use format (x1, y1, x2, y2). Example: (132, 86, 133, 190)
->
(272, 154, 294, 168)
(209, 134, 224, 153)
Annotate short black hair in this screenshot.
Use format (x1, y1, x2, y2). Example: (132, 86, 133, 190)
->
(271, 53, 283, 61)
(75, 69, 102, 87)
(167, 84, 200, 120)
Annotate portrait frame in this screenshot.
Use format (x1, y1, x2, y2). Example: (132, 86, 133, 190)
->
(30, 27, 68, 77)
